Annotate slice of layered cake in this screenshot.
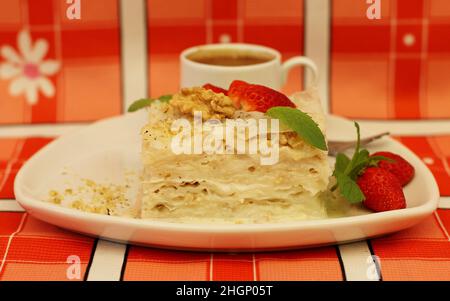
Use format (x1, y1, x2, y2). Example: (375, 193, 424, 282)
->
(139, 81, 331, 223)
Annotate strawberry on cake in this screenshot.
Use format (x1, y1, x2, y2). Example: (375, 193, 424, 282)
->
(137, 81, 332, 223)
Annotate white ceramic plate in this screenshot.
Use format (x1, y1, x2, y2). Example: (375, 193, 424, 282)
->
(14, 110, 440, 251)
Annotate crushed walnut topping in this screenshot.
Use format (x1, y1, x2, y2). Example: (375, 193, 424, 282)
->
(170, 87, 236, 120)
(46, 178, 138, 218)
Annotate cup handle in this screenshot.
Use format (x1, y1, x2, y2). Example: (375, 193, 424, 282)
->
(281, 56, 318, 88)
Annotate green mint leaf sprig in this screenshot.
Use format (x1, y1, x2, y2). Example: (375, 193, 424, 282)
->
(266, 107, 327, 151)
(332, 122, 392, 203)
(127, 94, 172, 112)
(334, 172, 365, 203)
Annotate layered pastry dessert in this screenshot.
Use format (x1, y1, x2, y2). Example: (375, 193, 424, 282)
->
(46, 82, 412, 219)
(138, 81, 331, 223)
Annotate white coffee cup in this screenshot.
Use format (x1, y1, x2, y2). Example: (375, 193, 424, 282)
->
(180, 43, 318, 90)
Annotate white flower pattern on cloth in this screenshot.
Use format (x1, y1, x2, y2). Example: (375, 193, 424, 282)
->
(0, 29, 60, 105)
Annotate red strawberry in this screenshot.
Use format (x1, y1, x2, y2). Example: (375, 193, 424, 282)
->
(203, 83, 228, 95)
(371, 151, 415, 186)
(357, 167, 406, 212)
(227, 80, 249, 107)
(227, 80, 296, 112)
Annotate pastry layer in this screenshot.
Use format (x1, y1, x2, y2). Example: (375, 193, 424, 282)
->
(139, 87, 331, 223)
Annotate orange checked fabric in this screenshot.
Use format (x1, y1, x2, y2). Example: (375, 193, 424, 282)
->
(122, 246, 344, 281)
(395, 136, 450, 196)
(0, 212, 95, 281)
(370, 209, 450, 281)
(0, 137, 53, 199)
(331, 0, 450, 120)
(0, 0, 122, 124)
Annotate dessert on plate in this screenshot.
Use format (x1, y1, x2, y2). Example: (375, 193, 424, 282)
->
(45, 80, 414, 221)
(138, 81, 332, 223)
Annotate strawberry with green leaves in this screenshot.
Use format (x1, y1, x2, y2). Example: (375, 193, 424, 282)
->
(333, 122, 407, 212)
(357, 167, 406, 212)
